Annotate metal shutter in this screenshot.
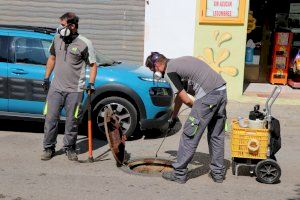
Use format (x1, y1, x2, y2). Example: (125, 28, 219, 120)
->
(0, 0, 145, 64)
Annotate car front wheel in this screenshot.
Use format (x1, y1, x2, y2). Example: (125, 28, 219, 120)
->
(93, 96, 138, 138)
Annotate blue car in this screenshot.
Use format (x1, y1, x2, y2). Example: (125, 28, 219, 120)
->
(0, 25, 173, 137)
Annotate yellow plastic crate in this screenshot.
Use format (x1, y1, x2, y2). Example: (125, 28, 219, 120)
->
(230, 120, 269, 159)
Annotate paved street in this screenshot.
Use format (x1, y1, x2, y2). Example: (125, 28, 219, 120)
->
(0, 101, 300, 200)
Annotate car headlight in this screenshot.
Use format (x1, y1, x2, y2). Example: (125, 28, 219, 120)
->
(138, 76, 167, 83)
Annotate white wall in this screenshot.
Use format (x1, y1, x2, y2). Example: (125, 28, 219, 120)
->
(144, 0, 197, 62)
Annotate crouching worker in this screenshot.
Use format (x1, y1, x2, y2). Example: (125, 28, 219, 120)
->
(41, 12, 97, 161)
(145, 52, 227, 183)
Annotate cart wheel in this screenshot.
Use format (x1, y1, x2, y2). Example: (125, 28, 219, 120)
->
(232, 158, 237, 175)
(255, 159, 281, 184)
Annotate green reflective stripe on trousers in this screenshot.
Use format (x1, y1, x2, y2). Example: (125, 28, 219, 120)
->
(188, 116, 199, 136)
(224, 120, 230, 132)
(191, 125, 199, 136)
(43, 101, 48, 115)
(74, 105, 80, 119)
(189, 116, 195, 123)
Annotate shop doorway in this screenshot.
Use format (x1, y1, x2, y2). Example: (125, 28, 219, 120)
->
(243, 0, 300, 99)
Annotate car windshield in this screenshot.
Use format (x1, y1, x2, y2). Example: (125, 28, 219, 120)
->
(95, 51, 120, 66)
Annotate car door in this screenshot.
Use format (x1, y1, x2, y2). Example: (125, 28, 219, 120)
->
(0, 32, 9, 112)
(7, 34, 52, 114)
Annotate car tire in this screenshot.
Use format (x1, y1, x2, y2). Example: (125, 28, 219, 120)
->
(92, 96, 138, 138)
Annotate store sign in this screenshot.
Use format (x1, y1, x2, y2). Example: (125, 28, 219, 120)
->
(290, 3, 300, 14)
(199, 0, 246, 24)
(289, 3, 300, 22)
(206, 0, 239, 17)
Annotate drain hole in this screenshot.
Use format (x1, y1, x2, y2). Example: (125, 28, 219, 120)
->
(130, 163, 173, 174)
(124, 158, 173, 175)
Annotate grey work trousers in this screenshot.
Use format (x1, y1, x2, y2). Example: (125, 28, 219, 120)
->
(43, 87, 83, 150)
(172, 89, 227, 181)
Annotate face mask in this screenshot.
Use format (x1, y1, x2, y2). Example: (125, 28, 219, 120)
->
(56, 25, 63, 33)
(154, 71, 162, 80)
(57, 25, 71, 37)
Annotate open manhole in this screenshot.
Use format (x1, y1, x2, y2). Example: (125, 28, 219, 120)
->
(121, 158, 173, 176)
(104, 109, 173, 176)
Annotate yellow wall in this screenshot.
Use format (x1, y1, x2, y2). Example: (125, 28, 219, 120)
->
(194, 0, 249, 100)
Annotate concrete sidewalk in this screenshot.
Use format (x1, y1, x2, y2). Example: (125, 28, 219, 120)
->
(244, 83, 300, 100)
(0, 101, 300, 200)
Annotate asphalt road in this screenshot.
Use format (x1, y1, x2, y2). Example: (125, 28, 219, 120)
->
(0, 102, 300, 200)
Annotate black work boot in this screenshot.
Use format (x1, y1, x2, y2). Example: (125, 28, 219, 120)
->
(65, 148, 78, 161)
(208, 171, 224, 183)
(41, 148, 55, 161)
(162, 171, 187, 184)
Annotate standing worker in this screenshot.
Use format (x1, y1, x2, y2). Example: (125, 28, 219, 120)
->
(145, 52, 227, 183)
(41, 12, 97, 161)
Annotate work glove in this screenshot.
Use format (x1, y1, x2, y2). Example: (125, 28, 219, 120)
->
(87, 83, 95, 94)
(121, 134, 127, 144)
(168, 117, 178, 129)
(42, 78, 50, 92)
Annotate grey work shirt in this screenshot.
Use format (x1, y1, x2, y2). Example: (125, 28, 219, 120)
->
(165, 56, 226, 99)
(49, 34, 96, 92)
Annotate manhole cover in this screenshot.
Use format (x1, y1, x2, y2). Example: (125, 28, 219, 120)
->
(104, 108, 173, 176)
(104, 108, 125, 165)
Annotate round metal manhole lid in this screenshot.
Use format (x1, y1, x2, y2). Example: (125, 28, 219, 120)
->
(120, 157, 173, 177)
(104, 108, 125, 165)
(103, 108, 174, 176)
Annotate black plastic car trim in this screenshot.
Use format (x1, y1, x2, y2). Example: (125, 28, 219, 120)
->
(0, 77, 8, 98)
(150, 95, 173, 107)
(8, 77, 46, 102)
(0, 111, 65, 122)
(0, 25, 56, 34)
(140, 109, 172, 130)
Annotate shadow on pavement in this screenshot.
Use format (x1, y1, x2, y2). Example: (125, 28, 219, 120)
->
(75, 137, 111, 163)
(0, 119, 109, 156)
(0, 119, 45, 133)
(75, 136, 108, 155)
(139, 121, 182, 140)
(165, 150, 231, 180)
(287, 184, 300, 200)
(0, 119, 67, 134)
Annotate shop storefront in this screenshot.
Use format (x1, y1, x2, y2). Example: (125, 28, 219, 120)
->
(245, 0, 300, 89)
(194, 0, 248, 99)
(145, 0, 300, 104)
(145, 0, 252, 100)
